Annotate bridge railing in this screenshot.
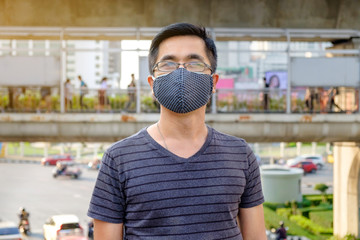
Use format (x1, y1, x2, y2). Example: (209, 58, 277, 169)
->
(0, 86, 358, 114)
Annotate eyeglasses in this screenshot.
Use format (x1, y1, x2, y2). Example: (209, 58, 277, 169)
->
(152, 61, 213, 74)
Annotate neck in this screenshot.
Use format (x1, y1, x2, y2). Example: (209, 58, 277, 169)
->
(158, 106, 207, 139)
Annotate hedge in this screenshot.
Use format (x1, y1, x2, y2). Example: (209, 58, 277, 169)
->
(299, 203, 333, 218)
(263, 206, 316, 239)
(289, 215, 333, 235)
(304, 194, 333, 205)
(309, 211, 333, 229)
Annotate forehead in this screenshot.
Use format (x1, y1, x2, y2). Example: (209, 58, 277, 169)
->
(157, 35, 208, 62)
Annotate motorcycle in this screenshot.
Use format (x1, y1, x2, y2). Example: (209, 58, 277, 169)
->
(53, 161, 82, 179)
(19, 219, 30, 235)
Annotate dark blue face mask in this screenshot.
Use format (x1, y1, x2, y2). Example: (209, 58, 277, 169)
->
(153, 68, 213, 114)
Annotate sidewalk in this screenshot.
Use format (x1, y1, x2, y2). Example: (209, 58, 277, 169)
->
(0, 155, 42, 164)
(0, 155, 92, 164)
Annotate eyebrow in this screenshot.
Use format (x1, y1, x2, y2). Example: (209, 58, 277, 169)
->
(159, 54, 205, 62)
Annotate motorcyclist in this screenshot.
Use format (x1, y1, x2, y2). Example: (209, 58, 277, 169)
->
(276, 221, 287, 240)
(56, 162, 67, 174)
(88, 219, 94, 239)
(18, 207, 30, 231)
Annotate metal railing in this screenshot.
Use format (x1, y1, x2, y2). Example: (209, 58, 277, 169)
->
(0, 86, 358, 114)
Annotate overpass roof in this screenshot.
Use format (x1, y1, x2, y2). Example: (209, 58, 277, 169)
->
(0, 26, 359, 42)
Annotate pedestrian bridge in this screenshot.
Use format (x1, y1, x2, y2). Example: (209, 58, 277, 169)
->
(0, 112, 359, 143)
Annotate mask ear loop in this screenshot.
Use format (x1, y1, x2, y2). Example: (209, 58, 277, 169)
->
(210, 73, 216, 93)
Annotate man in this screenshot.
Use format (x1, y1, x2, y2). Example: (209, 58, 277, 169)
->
(263, 77, 269, 111)
(125, 73, 136, 111)
(88, 22, 266, 240)
(275, 221, 287, 240)
(18, 207, 30, 227)
(78, 75, 88, 110)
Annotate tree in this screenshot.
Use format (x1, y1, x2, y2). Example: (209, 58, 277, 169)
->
(314, 183, 329, 203)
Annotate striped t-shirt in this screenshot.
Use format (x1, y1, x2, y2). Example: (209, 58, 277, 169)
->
(88, 126, 264, 240)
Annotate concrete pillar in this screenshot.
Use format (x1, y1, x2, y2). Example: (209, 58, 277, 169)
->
(93, 147, 98, 160)
(280, 142, 285, 158)
(253, 143, 260, 155)
(296, 142, 302, 156)
(311, 142, 317, 155)
(60, 144, 65, 155)
(333, 142, 360, 238)
(326, 142, 331, 154)
(4, 143, 8, 157)
(76, 146, 81, 160)
(44, 144, 48, 158)
(20, 142, 24, 157)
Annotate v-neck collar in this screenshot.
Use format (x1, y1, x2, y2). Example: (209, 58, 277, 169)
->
(143, 125, 213, 162)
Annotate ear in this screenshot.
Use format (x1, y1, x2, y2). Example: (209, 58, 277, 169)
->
(147, 75, 154, 94)
(212, 73, 219, 93)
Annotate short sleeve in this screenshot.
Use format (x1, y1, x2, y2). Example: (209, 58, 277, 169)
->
(87, 151, 126, 223)
(239, 144, 264, 208)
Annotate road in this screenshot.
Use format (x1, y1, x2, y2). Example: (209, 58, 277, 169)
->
(301, 163, 333, 194)
(0, 162, 334, 239)
(0, 162, 98, 240)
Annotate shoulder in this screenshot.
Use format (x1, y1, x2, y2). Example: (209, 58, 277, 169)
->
(209, 127, 255, 165)
(106, 129, 147, 159)
(211, 128, 248, 148)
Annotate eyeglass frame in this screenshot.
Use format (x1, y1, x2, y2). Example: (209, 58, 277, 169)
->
(152, 61, 214, 74)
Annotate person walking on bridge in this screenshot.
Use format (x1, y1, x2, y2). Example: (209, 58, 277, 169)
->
(88, 22, 266, 240)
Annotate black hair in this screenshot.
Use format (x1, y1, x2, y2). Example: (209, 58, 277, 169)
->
(148, 22, 217, 74)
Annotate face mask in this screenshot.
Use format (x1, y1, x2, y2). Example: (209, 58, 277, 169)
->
(153, 68, 213, 114)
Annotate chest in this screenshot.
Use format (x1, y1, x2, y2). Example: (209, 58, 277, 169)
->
(122, 156, 247, 207)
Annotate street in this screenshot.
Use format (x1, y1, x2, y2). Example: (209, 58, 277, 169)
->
(0, 162, 98, 239)
(0, 161, 334, 239)
(301, 163, 333, 194)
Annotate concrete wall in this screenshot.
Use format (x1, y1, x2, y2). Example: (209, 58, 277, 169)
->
(1, 0, 360, 29)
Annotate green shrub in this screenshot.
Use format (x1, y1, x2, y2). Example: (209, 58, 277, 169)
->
(263, 206, 316, 239)
(301, 198, 312, 208)
(299, 203, 333, 218)
(263, 202, 286, 211)
(304, 194, 333, 205)
(310, 211, 333, 229)
(327, 234, 360, 240)
(276, 208, 293, 219)
(141, 96, 159, 112)
(289, 215, 333, 235)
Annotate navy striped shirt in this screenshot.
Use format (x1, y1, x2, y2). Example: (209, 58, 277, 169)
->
(88, 126, 264, 239)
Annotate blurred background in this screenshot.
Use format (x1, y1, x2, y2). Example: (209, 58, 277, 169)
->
(0, 1, 360, 240)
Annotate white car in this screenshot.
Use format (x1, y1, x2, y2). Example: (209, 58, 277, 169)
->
(287, 154, 325, 170)
(0, 221, 22, 240)
(43, 214, 85, 240)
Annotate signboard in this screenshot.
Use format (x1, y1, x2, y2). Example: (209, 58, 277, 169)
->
(265, 71, 288, 89)
(0, 56, 60, 86)
(291, 57, 360, 87)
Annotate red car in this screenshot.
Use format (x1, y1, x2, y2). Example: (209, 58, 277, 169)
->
(291, 160, 317, 174)
(41, 155, 73, 166)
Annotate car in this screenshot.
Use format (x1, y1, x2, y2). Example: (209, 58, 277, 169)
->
(41, 155, 74, 166)
(287, 154, 325, 170)
(302, 154, 326, 169)
(43, 214, 85, 240)
(0, 221, 23, 240)
(52, 161, 82, 179)
(290, 160, 317, 174)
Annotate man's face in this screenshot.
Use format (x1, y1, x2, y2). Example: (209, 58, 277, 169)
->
(153, 35, 212, 78)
